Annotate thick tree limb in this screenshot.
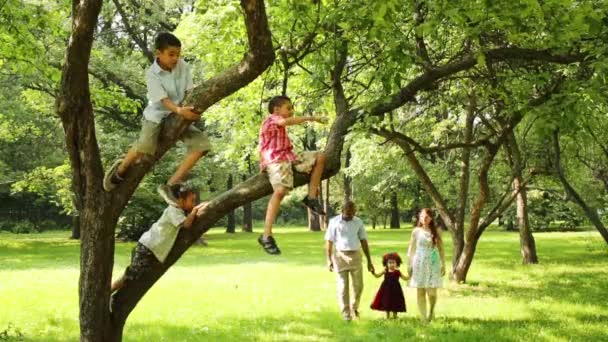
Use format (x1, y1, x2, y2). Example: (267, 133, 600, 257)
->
(553, 130, 608, 244)
(411, 0, 433, 70)
(371, 128, 491, 155)
(367, 47, 583, 118)
(56, 1, 108, 340)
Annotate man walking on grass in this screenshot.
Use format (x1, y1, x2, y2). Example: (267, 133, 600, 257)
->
(325, 201, 375, 321)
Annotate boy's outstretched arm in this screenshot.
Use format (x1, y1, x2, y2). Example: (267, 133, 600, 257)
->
(277, 116, 327, 127)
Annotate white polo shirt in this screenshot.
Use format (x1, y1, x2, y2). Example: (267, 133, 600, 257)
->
(143, 58, 194, 123)
(324, 215, 368, 251)
(139, 205, 187, 263)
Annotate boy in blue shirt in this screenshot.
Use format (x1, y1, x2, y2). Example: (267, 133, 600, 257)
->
(103, 32, 211, 206)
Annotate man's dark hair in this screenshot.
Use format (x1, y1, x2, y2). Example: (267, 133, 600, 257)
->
(342, 200, 356, 211)
(155, 32, 181, 51)
(267, 95, 291, 113)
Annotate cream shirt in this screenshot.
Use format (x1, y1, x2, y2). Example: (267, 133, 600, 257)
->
(139, 205, 187, 263)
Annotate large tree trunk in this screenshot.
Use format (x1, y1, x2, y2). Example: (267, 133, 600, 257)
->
(56, 0, 113, 339)
(506, 131, 538, 264)
(514, 179, 537, 263)
(70, 209, 81, 239)
(452, 236, 480, 283)
(390, 191, 400, 228)
(553, 130, 608, 244)
(57, 1, 277, 340)
(226, 174, 236, 233)
(453, 145, 498, 282)
(452, 97, 475, 268)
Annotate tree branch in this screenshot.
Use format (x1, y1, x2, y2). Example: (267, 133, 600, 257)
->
(411, 0, 433, 70)
(552, 129, 608, 244)
(111, 0, 154, 62)
(367, 47, 583, 118)
(371, 128, 490, 155)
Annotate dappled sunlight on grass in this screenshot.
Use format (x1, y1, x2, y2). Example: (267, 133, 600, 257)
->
(1, 228, 607, 341)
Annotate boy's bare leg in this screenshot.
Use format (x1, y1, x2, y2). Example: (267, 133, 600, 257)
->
(117, 149, 144, 177)
(307, 153, 326, 198)
(263, 186, 288, 237)
(168, 150, 206, 185)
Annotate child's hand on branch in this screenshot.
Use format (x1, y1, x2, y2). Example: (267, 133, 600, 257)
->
(195, 201, 210, 217)
(177, 106, 201, 121)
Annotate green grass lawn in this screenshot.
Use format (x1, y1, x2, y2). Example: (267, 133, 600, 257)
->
(1, 227, 607, 341)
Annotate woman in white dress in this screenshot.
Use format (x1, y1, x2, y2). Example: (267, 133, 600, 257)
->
(407, 208, 446, 323)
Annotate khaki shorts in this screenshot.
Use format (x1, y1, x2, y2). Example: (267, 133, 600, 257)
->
(132, 119, 212, 155)
(266, 151, 319, 190)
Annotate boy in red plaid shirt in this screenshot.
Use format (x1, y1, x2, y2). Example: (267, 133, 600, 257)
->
(258, 95, 327, 254)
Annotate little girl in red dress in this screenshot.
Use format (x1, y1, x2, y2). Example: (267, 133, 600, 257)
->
(370, 252, 408, 319)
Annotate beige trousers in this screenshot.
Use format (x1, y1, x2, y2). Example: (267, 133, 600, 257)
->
(333, 250, 363, 319)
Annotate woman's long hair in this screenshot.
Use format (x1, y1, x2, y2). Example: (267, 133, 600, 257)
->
(416, 208, 441, 246)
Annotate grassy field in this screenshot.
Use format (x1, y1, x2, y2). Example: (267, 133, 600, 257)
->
(1, 227, 607, 341)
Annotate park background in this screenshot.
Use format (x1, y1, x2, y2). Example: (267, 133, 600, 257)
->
(1, 0, 608, 340)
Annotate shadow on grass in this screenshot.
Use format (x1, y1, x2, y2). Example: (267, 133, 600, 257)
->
(118, 314, 608, 342)
(3, 313, 606, 342)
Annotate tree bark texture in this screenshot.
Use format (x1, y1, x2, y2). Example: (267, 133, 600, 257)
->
(506, 131, 538, 264)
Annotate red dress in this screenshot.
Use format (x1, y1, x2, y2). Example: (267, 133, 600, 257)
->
(370, 270, 406, 312)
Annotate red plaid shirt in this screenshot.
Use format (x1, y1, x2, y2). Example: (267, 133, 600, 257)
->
(259, 114, 297, 168)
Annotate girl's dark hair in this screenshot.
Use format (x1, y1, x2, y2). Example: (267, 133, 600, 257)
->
(169, 183, 198, 201)
(416, 208, 441, 246)
(382, 252, 402, 268)
(268, 95, 291, 113)
(155, 32, 181, 51)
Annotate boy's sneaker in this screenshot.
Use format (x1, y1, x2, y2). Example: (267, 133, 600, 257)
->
(302, 196, 326, 215)
(258, 235, 281, 255)
(103, 159, 124, 192)
(158, 183, 179, 207)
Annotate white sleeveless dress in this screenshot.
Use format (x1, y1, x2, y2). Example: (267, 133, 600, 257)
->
(409, 228, 443, 288)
